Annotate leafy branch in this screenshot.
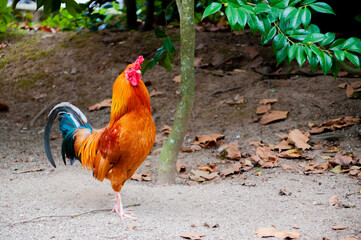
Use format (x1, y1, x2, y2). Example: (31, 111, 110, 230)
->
(202, 0, 361, 77)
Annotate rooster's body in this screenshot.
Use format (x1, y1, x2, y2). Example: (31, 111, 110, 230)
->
(44, 56, 156, 219)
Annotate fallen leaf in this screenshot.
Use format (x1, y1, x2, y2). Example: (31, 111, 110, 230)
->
(259, 111, 288, 125)
(258, 98, 278, 105)
(256, 104, 271, 115)
(277, 149, 302, 158)
(33, 93, 47, 100)
(160, 125, 172, 136)
(154, 133, 163, 145)
(194, 58, 203, 68)
(182, 145, 202, 152)
(323, 146, 339, 153)
(192, 134, 225, 148)
(249, 141, 262, 147)
(198, 164, 217, 172)
(279, 188, 292, 196)
(330, 153, 353, 167)
(272, 140, 293, 151)
(131, 173, 143, 181)
(338, 82, 347, 88)
(287, 129, 311, 150)
(0, 103, 9, 111)
(221, 140, 242, 160)
(281, 164, 293, 170)
(126, 226, 137, 230)
(149, 89, 163, 97)
(0, 43, 8, 49)
(332, 225, 348, 230)
(251, 147, 278, 168)
(254, 227, 300, 239)
(339, 238, 358, 240)
(180, 232, 205, 240)
(330, 165, 342, 174)
(310, 116, 360, 134)
(276, 134, 288, 139)
(88, 98, 112, 111)
(176, 161, 187, 173)
(328, 195, 339, 206)
(351, 81, 361, 89)
(337, 71, 348, 77)
(173, 75, 181, 83)
(220, 162, 243, 176)
(245, 45, 259, 59)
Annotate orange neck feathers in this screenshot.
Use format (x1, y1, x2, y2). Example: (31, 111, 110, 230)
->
(109, 71, 151, 126)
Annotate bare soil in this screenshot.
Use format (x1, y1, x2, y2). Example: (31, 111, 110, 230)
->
(0, 29, 361, 239)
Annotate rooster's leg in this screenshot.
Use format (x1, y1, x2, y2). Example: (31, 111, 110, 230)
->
(112, 192, 135, 219)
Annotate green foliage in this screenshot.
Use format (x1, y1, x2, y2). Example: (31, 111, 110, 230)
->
(0, 0, 16, 32)
(203, 0, 361, 77)
(142, 28, 177, 75)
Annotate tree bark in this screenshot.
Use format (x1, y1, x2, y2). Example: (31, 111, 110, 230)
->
(158, 0, 195, 184)
(143, 0, 154, 31)
(126, 0, 138, 30)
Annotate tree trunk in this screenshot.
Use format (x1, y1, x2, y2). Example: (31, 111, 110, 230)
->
(126, 0, 138, 30)
(158, 0, 195, 184)
(143, 0, 154, 31)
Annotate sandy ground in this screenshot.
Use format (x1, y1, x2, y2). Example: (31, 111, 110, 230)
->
(0, 154, 360, 240)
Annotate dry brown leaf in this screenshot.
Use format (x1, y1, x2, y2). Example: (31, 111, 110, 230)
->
(259, 111, 288, 125)
(173, 75, 181, 83)
(278, 149, 302, 158)
(182, 145, 202, 152)
(149, 89, 163, 97)
(160, 125, 172, 136)
(245, 45, 259, 59)
(330, 153, 353, 167)
(288, 129, 311, 150)
(192, 134, 225, 148)
(272, 140, 293, 151)
(33, 93, 47, 100)
(0, 103, 9, 111)
(310, 116, 360, 134)
(194, 58, 203, 68)
(254, 227, 300, 239)
(332, 225, 348, 230)
(221, 140, 242, 160)
(180, 232, 205, 240)
(351, 81, 361, 89)
(126, 226, 137, 230)
(88, 98, 112, 111)
(198, 164, 217, 172)
(258, 98, 278, 105)
(251, 147, 278, 168)
(176, 161, 187, 173)
(131, 173, 142, 181)
(154, 134, 163, 145)
(0, 43, 8, 49)
(190, 169, 218, 182)
(256, 104, 271, 115)
(281, 164, 293, 170)
(248, 141, 262, 147)
(220, 162, 243, 176)
(339, 238, 358, 240)
(323, 146, 339, 153)
(277, 134, 288, 139)
(338, 82, 347, 88)
(328, 195, 339, 206)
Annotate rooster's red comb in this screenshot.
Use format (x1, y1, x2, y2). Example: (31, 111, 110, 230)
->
(134, 56, 144, 70)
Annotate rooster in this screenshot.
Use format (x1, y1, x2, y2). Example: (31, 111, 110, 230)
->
(44, 56, 156, 219)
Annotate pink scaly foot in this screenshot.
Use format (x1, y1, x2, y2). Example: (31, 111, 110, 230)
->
(112, 192, 136, 220)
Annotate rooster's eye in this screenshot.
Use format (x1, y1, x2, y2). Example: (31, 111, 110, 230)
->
(128, 67, 131, 70)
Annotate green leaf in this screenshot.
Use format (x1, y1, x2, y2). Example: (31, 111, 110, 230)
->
(330, 38, 345, 50)
(334, 50, 345, 61)
(158, 52, 173, 72)
(309, 2, 335, 15)
(290, 34, 307, 41)
(304, 46, 319, 71)
(162, 38, 176, 54)
(331, 165, 341, 174)
(348, 44, 361, 54)
(301, 0, 317, 5)
(247, 14, 260, 34)
(225, 6, 238, 27)
(320, 32, 335, 46)
(276, 43, 289, 65)
(254, 3, 271, 13)
(273, 33, 287, 51)
(355, 15, 361, 23)
(301, 7, 311, 28)
(288, 44, 298, 62)
(271, 0, 290, 8)
(308, 24, 320, 33)
(265, 26, 277, 44)
(303, 33, 325, 43)
(260, 14, 271, 34)
(289, 0, 302, 5)
(330, 57, 339, 78)
(341, 37, 361, 50)
(289, 8, 303, 29)
(202, 2, 222, 20)
(282, 6, 296, 19)
(237, 8, 247, 28)
(141, 59, 152, 75)
(295, 45, 306, 67)
(63, 0, 80, 17)
(154, 28, 167, 38)
(240, 5, 254, 14)
(345, 52, 360, 67)
(311, 45, 332, 74)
